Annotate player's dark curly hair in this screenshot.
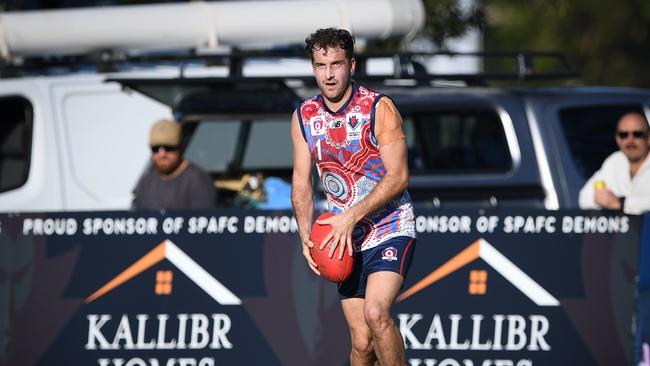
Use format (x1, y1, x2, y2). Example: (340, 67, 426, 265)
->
(305, 28, 355, 61)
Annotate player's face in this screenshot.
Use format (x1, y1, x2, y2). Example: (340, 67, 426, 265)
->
(312, 46, 355, 104)
(615, 114, 650, 163)
(151, 145, 182, 175)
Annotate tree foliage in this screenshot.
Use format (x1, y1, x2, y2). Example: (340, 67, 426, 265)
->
(484, 0, 650, 87)
(423, 0, 485, 48)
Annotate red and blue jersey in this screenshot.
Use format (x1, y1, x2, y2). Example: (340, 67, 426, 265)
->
(297, 83, 415, 252)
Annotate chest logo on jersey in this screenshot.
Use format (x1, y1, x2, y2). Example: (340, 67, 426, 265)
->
(324, 114, 366, 148)
(310, 117, 326, 136)
(346, 113, 364, 141)
(326, 118, 349, 148)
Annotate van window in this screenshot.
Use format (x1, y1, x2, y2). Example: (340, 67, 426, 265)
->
(406, 109, 512, 174)
(185, 117, 291, 173)
(184, 121, 240, 172)
(559, 105, 644, 179)
(0, 96, 32, 193)
(242, 120, 291, 169)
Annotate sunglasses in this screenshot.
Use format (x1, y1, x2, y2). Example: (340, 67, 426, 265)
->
(150, 145, 179, 153)
(616, 130, 648, 139)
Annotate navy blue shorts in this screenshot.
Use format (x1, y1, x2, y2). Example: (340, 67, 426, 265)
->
(338, 236, 416, 299)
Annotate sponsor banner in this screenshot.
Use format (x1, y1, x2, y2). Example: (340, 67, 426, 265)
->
(0, 209, 643, 366)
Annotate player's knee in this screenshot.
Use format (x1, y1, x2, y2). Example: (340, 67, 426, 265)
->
(364, 302, 391, 333)
(350, 334, 373, 357)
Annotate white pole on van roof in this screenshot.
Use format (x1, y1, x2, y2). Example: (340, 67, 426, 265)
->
(0, 0, 424, 59)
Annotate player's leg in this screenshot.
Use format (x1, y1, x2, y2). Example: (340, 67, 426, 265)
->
(363, 236, 416, 366)
(364, 271, 404, 366)
(341, 297, 378, 366)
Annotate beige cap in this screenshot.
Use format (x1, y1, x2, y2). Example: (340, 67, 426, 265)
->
(149, 119, 181, 147)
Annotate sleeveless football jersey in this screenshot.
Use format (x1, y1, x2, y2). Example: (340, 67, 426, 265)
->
(297, 83, 415, 252)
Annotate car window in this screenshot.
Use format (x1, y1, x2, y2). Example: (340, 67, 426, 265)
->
(184, 120, 241, 172)
(558, 105, 644, 179)
(186, 110, 512, 176)
(0, 96, 32, 193)
(184, 117, 291, 173)
(242, 119, 291, 169)
(406, 109, 512, 174)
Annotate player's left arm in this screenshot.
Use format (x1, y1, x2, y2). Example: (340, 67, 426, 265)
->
(319, 97, 409, 258)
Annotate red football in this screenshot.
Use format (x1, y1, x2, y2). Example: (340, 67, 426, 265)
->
(309, 212, 355, 283)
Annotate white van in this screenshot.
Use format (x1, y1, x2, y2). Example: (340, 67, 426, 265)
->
(0, 74, 171, 212)
(0, 0, 423, 212)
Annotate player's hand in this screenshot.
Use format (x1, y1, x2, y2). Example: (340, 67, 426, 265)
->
(317, 212, 355, 260)
(594, 188, 622, 210)
(301, 239, 320, 275)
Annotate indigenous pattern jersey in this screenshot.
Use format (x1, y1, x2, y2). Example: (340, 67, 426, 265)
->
(297, 83, 415, 252)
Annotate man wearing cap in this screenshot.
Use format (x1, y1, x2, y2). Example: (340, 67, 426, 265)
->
(579, 112, 650, 214)
(132, 119, 215, 210)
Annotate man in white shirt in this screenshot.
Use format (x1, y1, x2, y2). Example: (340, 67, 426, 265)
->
(579, 112, 650, 214)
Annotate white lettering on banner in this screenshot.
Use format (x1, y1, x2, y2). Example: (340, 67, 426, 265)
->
(85, 313, 233, 351)
(16, 214, 630, 237)
(114, 315, 135, 349)
(475, 216, 499, 233)
(505, 315, 526, 350)
(561, 215, 629, 234)
(86, 314, 114, 350)
(243, 216, 298, 234)
(210, 314, 233, 349)
(82, 218, 158, 235)
(97, 357, 215, 366)
(22, 218, 78, 235)
(527, 315, 550, 351)
(415, 216, 472, 233)
(156, 314, 176, 349)
(189, 314, 209, 349)
(162, 217, 184, 234)
(398, 313, 551, 351)
(187, 216, 239, 234)
(493, 315, 505, 350)
(470, 315, 491, 350)
(449, 314, 469, 350)
(136, 315, 155, 349)
(502, 216, 556, 234)
(177, 314, 188, 349)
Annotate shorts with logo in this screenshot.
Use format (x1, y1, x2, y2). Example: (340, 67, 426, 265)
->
(338, 236, 416, 299)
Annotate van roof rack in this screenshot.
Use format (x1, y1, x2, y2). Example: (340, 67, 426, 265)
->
(4, 50, 578, 85)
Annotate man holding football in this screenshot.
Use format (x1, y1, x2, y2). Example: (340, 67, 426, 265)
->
(291, 27, 416, 366)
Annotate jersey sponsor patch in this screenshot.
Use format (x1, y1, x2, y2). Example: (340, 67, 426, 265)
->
(381, 246, 398, 261)
(310, 116, 326, 136)
(346, 113, 363, 140)
(326, 118, 349, 147)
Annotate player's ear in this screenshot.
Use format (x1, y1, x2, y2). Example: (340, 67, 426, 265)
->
(350, 57, 356, 75)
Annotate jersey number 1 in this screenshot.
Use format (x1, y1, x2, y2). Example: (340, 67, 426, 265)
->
(315, 138, 323, 160)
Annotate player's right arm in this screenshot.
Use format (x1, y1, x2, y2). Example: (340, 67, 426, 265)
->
(291, 111, 320, 275)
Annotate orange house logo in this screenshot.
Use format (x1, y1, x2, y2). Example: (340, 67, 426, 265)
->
(398, 238, 559, 306)
(85, 239, 241, 305)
